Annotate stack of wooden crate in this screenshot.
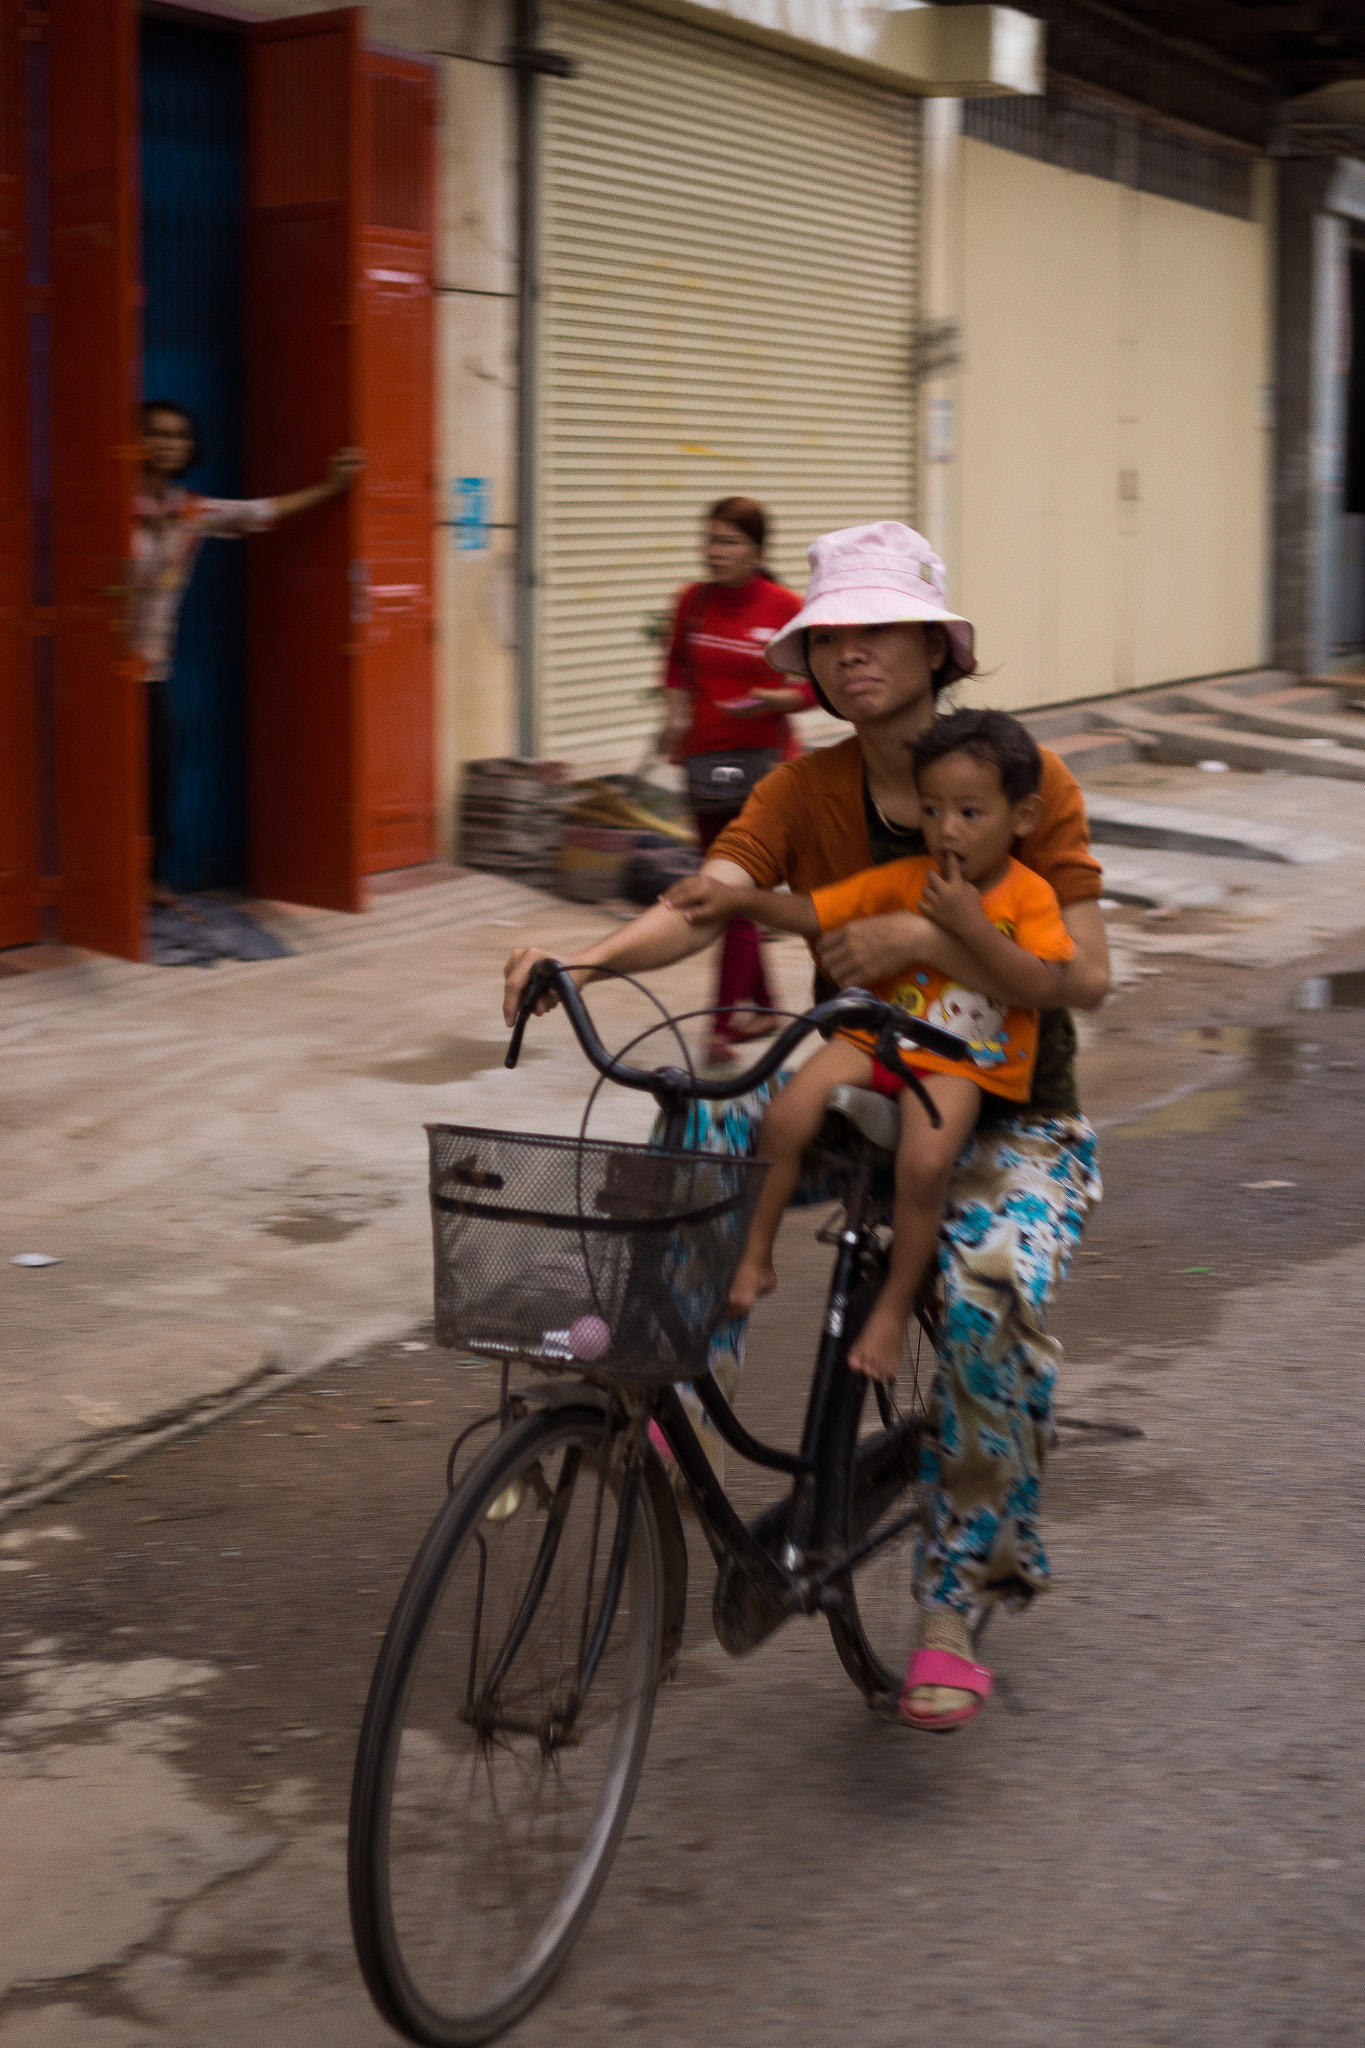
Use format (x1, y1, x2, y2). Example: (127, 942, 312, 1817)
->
(457, 759, 575, 886)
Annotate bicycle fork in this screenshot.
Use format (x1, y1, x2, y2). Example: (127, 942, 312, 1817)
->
(466, 1405, 649, 1753)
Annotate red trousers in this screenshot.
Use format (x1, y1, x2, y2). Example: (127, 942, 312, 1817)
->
(695, 809, 774, 1036)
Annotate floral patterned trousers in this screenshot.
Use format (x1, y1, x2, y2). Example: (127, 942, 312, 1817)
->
(664, 1090, 1102, 1628)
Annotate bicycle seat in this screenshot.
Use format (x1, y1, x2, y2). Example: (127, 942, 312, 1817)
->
(820, 1083, 899, 1159)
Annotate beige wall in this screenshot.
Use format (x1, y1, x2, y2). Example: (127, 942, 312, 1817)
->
(952, 137, 1273, 714)
(435, 38, 520, 843)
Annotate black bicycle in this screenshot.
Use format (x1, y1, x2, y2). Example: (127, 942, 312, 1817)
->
(348, 962, 971, 2047)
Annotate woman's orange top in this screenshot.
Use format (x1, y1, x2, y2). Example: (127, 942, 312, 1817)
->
(711, 735, 1103, 908)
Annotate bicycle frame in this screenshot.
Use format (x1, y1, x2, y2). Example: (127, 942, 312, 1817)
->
(490, 962, 965, 1689)
(348, 971, 972, 2047)
(646, 1144, 924, 1644)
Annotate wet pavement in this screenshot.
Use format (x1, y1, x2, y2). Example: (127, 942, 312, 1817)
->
(3, 961, 1365, 2045)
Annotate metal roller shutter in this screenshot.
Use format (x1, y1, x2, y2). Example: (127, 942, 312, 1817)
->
(537, 0, 920, 767)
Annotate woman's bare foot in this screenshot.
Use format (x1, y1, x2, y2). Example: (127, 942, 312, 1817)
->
(728, 1253, 777, 1316)
(908, 1608, 977, 1721)
(847, 1297, 907, 1383)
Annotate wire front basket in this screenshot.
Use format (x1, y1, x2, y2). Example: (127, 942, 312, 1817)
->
(427, 1124, 769, 1385)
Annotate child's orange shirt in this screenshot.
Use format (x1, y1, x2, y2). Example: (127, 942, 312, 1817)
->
(810, 855, 1075, 1104)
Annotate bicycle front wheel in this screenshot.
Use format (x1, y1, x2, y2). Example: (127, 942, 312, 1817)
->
(349, 1402, 665, 2047)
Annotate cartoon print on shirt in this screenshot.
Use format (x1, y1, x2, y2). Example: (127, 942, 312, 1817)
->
(925, 983, 1009, 1068)
(888, 970, 929, 1018)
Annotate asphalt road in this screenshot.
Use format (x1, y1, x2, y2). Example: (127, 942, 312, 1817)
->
(3, 974, 1365, 2047)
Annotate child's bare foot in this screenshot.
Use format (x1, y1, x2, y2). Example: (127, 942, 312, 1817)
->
(728, 1254, 777, 1316)
(847, 1298, 907, 1383)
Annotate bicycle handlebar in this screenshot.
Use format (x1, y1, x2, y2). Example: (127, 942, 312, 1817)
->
(505, 960, 976, 1135)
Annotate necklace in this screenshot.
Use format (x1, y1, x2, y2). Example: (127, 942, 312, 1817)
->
(867, 782, 920, 838)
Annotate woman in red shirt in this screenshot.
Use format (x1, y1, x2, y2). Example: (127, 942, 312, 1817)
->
(660, 497, 811, 1063)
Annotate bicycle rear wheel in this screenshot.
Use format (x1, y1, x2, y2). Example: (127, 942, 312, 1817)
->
(826, 1372, 926, 1708)
(349, 1402, 664, 2046)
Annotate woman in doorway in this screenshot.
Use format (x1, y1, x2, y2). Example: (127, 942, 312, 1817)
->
(659, 496, 811, 1065)
(132, 400, 362, 905)
(506, 521, 1108, 1732)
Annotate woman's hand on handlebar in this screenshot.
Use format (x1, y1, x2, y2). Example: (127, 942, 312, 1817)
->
(503, 946, 578, 1026)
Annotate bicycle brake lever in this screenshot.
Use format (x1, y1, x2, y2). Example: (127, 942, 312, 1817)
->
(504, 1009, 531, 1070)
(504, 960, 561, 1069)
(902, 1069, 942, 1131)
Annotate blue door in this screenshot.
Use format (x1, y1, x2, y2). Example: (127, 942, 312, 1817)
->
(140, 16, 247, 891)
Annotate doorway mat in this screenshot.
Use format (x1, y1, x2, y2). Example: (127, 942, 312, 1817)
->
(149, 898, 293, 967)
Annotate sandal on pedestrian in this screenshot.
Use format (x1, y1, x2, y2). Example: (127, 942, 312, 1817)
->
(898, 1648, 992, 1732)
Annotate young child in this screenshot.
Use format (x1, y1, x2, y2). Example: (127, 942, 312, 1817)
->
(666, 708, 1075, 1384)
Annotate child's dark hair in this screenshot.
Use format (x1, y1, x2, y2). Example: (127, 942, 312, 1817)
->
(911, 708, 1042, 804)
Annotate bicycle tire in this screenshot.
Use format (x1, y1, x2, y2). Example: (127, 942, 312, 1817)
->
(349, 1402, 665, 2047)
(824, 1355, 926, 1709)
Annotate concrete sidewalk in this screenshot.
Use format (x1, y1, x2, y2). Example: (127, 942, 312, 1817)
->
(0, 872, 825, 1510)
(5, 757, 1365, 1513)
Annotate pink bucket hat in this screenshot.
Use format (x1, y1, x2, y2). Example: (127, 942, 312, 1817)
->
(765, 521, 975, 696)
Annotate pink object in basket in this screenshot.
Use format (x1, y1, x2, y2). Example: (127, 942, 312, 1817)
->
(568, 1314, 613, 1362)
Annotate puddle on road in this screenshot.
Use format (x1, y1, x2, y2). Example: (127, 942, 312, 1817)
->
(1108, 1025, 1322, 1140)
(364, 1037, 546, 1085)
(1176, 1025, 1322, 1078)
(264, 1214, 365, 1245)
(1108, 1085, 1251, 1139)
(260, 1182, 402, 1246)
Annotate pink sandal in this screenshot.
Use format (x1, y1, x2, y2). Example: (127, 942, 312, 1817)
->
(898, 1648, 993, 1732)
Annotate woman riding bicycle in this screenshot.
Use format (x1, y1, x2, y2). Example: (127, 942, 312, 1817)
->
(504, 519, 1106, 1731)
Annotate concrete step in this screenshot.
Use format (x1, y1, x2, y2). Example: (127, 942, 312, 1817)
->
(1178, 667, 1298, 702)
(1167, 682, 1365, 752)
(1036, 729, 1143, 777)
(1097, 851, 1228, 909)
(1128, 669, 1301, 718)
(1247, 684, 1346, 712)
(1090, 706, 1365, 781)
(1093, 844, 1313, 908)
(1083, 791, 1350, 865)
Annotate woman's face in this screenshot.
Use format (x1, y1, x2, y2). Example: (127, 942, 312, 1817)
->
(704, 518, 761, 587)
(807, 621, 947, 729)
(142, 410, 195, 482)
